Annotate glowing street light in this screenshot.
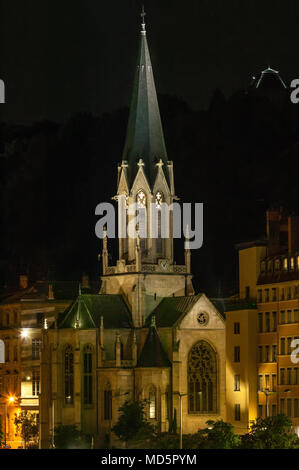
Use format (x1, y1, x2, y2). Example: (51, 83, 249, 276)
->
(21, 329, 29, 339)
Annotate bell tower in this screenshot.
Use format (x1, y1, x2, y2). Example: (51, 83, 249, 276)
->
(100, 8, 194, 326)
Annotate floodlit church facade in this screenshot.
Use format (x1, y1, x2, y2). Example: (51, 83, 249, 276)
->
(39, 13, 226, 448)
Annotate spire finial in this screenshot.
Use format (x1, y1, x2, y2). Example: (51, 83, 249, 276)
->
(141, 5, 146, 34)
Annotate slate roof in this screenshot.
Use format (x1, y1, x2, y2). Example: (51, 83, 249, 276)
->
(137, 322, 171, 367)
(122, 20, 169, 188)
(58, 294, 132, 329)
(145, 294, 202, 327)
(20, 280, 99, 301)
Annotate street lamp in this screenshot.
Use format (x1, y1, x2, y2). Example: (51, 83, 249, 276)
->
(174, 392, 188, 450)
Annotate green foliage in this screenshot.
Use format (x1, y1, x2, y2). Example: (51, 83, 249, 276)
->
(240, 415, 299, 449)
(112, 400, 154, 446)
(54, 425, 90, 449)
(14, 411, 39, 449)
(196, 420, 240, 449)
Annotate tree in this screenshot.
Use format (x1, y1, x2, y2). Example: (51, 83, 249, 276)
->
(112, 400, 154, 447)
(54, 425, 89, 449)
(14, 411, 38, 449)
(197, 420, 240, 449)
(240, 415, 299, 449)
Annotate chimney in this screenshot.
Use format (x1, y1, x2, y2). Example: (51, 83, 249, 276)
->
(48, 284, 55, 300)
(19, 275, 28, 290)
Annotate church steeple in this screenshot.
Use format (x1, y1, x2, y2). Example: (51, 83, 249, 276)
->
(122, 7, 168, 188)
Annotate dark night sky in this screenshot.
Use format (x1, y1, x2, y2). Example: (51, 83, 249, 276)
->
(1, 0, 299, 124)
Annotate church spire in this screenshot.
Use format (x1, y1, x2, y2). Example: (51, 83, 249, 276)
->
(122, 8, 169, 188)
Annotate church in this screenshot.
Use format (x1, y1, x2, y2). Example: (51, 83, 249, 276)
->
(39, 11, 226, 448)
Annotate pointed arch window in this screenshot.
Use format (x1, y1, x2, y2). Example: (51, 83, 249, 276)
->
(155, 191, 163, 254)
(83, 345, 93, 405)
(64, 345, 74, 404)
(188, 341, 217, 414)
(149, 387, 156, 419)
(137, 190, 147, 252)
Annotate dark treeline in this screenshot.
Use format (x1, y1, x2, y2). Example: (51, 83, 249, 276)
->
(1, 81, 299, 296)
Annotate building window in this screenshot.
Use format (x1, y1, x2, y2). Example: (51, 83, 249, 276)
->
(294, 399, 299, 418)
(265, 345, 270, 362)
(280, 368, 285, 385)
(295, 286, 299, 299)
(272, 312, 277, 331)
(287, 368, 292, 385)
(272, 374, 276, 392)
(149, 388, 156, 419)
(234, 375, 240, 391)
(297, 256, 299, 270)
(188, 341, 217, 414)
(283, 258, 288, 271)
(258, 290, 263, 303)
(281, 288, 285, 301)
(137, 190, 147, 252)
(280, 399, 285, 414)
(287, 310, 292, 323)
(272, 404, 277, 417)
(272, 288, 277, 301)
(258, 405, 263, 418)
(281, 338, 285, 355)
(32, 339, 41, 360)
(5, 342, 9, 362)
(258, 346, 263, 363)
(295, 368, 298, 385)
(295, 310, 299, 323)
(265, 374, 270, 389)
(261, 261, 266, 273)
(275, 259, 281, 271)
(83, 345, 93, 405)
(287, 337, 292, 355)
(32, 369, 40, 396)
(265, 289, 269, 302)
(290, 258, 295, 270)
(272, 345, 277, 363)
(287, 399, 292, 417)
(64, 345, 74, 405)
(288, 287, 292, 300)
(280, 311, 285, 324)
(234, 346, 240, 363)
(245, 286, 250, 300)
(155, 191, 163, 254)
(104, 389, 112, 421)
(234, 404, 241, 421)
(265, 313, 270, 332)
(258, 375, 263, 391)
(258, 313, 263, 333)
(13, 345, 17, 362)
(234, 322, 240, 335)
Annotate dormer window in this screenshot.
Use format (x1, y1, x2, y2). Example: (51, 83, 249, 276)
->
(275, 259, 280, 271)
(261, 261, 266, 273)
(268, 260, 273, 272)
(290, 257, 295, 270)
(283, 258, 288, 271)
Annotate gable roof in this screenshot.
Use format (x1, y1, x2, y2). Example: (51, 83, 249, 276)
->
(146, 294, 202, 327)
(58, 294, 132, 329)
(137, 322, 171, 367)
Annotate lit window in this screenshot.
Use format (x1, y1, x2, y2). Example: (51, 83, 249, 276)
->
(32, 369, 40, 396)
(64, 345, 74, 404)
(283, 258, 288, 271)
(290, 258, 295, 270)
(149, 389, 156, 419)
(234, 375, 240, 391)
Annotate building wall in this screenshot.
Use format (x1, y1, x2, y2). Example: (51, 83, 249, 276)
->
(226, 308, 257, 433)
